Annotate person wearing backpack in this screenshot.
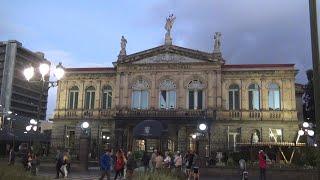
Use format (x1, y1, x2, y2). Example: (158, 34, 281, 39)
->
(99, 149, 112, 180)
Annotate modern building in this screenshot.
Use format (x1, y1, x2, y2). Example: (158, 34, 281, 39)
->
(0, 40, 50, 121)
(52, 19, 300, 158)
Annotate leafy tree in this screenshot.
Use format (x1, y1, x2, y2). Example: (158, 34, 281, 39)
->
(303, 69, 315, 123)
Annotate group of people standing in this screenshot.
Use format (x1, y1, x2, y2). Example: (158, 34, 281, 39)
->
(100, 148, 137, 180)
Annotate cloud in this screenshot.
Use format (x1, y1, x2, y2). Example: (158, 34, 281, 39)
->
(145, 0, 312, 83)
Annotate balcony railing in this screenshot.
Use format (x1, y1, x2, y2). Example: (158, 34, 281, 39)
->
(54, 108, 215, 119)
(218, 110, 297, 121)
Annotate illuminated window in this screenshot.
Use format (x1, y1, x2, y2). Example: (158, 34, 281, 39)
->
(102, 85, 112, 109)
(132, 79, 149, 109)
(268, 83, 280, 110)
(69, 86, 79, 109)
(159, 80, 176, 109)
(248, 84, 260, 110)
(229, 84, 240, 110)
(187, 80, 205, 110)
(85, 86, 95, 109)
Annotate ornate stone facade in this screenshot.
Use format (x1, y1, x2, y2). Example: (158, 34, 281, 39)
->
(52, 44, 299, 157)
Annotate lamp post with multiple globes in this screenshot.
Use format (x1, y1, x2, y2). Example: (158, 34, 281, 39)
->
(23, 62, 65, 122)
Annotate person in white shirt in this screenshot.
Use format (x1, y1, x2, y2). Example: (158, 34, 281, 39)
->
(163, 152, 171, 169)
(174, 152, 182, 172)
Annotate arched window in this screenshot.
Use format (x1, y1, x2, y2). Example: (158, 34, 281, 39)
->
(187, 80, 205, 110)
(85, 86, 95, 109)
(159, 80, 176, 109)
(102, 85, 112, 109)
(268, 83, 280, 110)
(229, 84, 240, 110)
(132, 79, 149, 109)
(69, 86, 79, 109)
(248, 84, 260, 110)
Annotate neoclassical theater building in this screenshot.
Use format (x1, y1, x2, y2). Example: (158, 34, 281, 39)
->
(52, 18, 299, 157)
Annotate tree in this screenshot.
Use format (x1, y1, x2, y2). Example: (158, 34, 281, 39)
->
(303, 69, 316, 123)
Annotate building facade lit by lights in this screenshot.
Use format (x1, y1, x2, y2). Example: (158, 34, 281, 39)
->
(51, 17, 300, 157)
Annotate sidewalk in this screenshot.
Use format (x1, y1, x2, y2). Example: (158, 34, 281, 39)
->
(38, 162, 319, 180)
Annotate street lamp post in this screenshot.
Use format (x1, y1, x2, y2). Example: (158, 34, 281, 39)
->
(23, 62, 65, 122)
(79, 121, 90, 171)
(25, 119, 38, 149)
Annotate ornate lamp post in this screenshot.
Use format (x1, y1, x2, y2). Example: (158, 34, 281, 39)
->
(79, 121, 90, 171)
(25, 119, 38, 149)
(23, 62, 65, 121)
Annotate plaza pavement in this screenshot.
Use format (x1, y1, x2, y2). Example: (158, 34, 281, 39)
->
(37, 164, 319, 180)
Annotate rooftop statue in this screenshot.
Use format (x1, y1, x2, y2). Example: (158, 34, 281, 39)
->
(119, 36, 127, 56)
(214, 32, 222, 53)
(164, 14, 176, 45)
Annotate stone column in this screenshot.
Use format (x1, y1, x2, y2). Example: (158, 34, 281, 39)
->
(79, 134, 89, 171)
(207, 71, 213, 108)
(178, 126, 187, 152)
(216, 70, 222, 108)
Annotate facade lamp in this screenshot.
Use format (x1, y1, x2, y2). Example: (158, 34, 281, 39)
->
(298, 129, 304, 136)
(199, 123, 207, 131)
(26, 125, 32, 131)
(307, 129, 315, 137)
(192, 134, 197, 139)
(81, 121, 89, 129)
(30, 119, 37, 125)
(106, 136, 110, 140)
(102, 135, 106, 139)
(303, 122, 309, 128)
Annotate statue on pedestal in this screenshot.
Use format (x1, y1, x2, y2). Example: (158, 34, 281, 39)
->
(252, 132, 259, 143)
(119, 36, 127, 57)
(214, 32, 222, 53)
(164, 14, 176, 45)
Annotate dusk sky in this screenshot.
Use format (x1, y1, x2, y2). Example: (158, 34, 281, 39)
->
(0, 0, 313, 119)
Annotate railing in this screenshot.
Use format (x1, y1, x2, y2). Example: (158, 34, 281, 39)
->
(54, 108, 216, 119)
(218, 110, 297, 121)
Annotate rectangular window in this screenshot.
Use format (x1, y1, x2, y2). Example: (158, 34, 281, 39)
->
(229, 91, 233, 110)
(69, 91, 78, 109)
(234, 90, 239, 110)
(132, 91, 140, 109)
(269, 90, 280, 110)
(107, 92, 112, 108)
(141, 90, 148, 109)
(132, 90, 148, 109)
(249, 91, 260, 110)
(189, 91, 194, 109)
(168, 91, 176, 109)
(197, 90, 203, 109)
(160, 91, 167, 109)
(85, 91, 95, 109)
(103, 92, 112, 109)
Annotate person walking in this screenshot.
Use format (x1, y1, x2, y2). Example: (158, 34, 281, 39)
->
(126, 151, 137, 180)
(258, 150, 267, 180)
(8, 148, 15, 165)
(114, 150, 126, 180)
(62, 151, 69, 178)
(141, 151, 150, 172)
(99, 149, 112, 180)
(150, 149, 157, 171)
(155, 152, 163, 171)
(163, 152, 171, 169)
(174, 152, 182, 173)
(31, 154, 40, 176)
(54, 150, 65, 179)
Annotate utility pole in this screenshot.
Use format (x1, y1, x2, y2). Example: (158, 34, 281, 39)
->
(308, 0, 320, 178)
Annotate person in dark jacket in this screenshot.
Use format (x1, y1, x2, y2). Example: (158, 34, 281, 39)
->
(141, 151, 150, 172)
(100, 149, 112, 180)
(54, 150, 64, 179)
(8, 148, 15, 165)
(126, 152, 137, 180)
